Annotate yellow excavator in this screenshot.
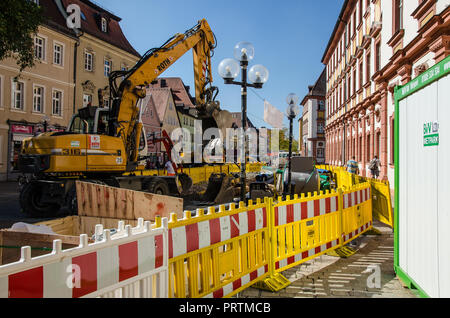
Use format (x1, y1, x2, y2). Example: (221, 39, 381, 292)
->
(18, 19, 233, 217)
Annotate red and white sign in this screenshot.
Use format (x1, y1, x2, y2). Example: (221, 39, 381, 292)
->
(11, 125, 33, 135)
(89, 135, 100, 150)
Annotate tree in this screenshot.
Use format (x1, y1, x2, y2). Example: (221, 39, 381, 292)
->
(0, 0, 45, 71)
(279, 127, 299, 152)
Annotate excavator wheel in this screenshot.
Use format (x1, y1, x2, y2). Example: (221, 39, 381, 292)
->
(20, 182, 61, 218)
(147, 178, 170, 196)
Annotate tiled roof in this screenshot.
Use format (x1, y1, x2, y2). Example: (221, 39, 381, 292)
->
(301, 68, 326, 106)
(39, 0, 140, 57)
(148, 78, 195, 108)
(146, 88, 171, 122)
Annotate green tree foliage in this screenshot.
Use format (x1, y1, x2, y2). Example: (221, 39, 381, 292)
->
(279, 127, 298, 152)
(0, 0, 44, 71)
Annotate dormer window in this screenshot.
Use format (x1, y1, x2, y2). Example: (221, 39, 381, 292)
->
(101, 18, 107, 32)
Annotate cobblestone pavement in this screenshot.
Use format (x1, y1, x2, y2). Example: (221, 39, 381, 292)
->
(238, 222, 420, 298)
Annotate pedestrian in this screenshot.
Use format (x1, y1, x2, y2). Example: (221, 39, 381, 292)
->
(369, 155, 381, 179)
(165, 159, 176, 177)
(346, 156, 359, 175)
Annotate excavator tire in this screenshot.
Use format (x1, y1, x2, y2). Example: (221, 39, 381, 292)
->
(147, 178, 170, 196)
(20, 182, 61, 218)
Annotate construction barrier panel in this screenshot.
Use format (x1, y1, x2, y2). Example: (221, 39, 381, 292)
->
(0, 218, 169, 298)
(317, 165, 393, 228)
(127, 163, 263, 185)
(167, 199, 270, 298)
(270, 191, 341, 274)
(1, 180, 373, 299)
(341, 183, 373, 245)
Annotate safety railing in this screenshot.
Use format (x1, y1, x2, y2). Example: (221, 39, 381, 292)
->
(1, 181, 374, 298)
(270, 191, 341, 274)
(0, 218, 169, 298)
(167, 199, 270, 298)
(317, 164, 393, 227)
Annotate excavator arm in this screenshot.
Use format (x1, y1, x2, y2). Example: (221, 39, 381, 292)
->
(108, 19, 222, 170)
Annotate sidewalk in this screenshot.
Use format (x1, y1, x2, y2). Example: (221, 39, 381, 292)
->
(238, 221, 419, 298)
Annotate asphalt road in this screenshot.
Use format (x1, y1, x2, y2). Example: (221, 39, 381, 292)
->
(0, 181, 59, 229)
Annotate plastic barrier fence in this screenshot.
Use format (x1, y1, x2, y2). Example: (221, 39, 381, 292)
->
(1, 182, 373, 299)
(317, 165, 393, 228)
(271, 191, 341, 273)
(167, 199, 270, 298)
(341, 183, 373, 244)
(128, 163, 263, 185)
(0, 218, 169, 298)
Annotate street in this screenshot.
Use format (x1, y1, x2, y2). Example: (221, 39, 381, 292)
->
(0, 181, 58, 229)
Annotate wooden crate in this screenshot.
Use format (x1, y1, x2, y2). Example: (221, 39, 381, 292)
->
(76, 181, 183, 221)
(0, 230, 80, 266)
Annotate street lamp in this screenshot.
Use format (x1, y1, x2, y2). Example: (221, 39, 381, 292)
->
(285, 93, 300, 197)
(218, 42, 269, 202)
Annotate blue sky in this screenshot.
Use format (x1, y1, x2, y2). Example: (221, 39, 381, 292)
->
(95, 0, 344, 138)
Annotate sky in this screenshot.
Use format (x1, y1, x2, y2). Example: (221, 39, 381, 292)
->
(95, 0, 345, 139)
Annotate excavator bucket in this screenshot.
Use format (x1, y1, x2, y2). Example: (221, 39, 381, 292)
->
(202, 173, 235, 204)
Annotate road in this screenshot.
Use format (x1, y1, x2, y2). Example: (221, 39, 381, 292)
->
(0, 181, 60, 229)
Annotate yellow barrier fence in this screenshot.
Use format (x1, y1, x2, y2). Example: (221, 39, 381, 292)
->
(270, 190, 341, 274)
(128, 163, 263, 185)
(317, 165, 393, 228)
(165, 181, 374, 297)
(167, 198, 270, 298)
(341, 183, 373, 245)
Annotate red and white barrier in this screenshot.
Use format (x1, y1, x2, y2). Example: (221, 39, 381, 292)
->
(274, 195, 339, 226)
(169, 207, 267, 259)
(343, 187, 371, 209)
(0, 219, 169, 298)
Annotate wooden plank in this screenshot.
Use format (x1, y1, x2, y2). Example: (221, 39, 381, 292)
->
(78, 216, 138, 237)
(76, 181, 183, 221)
(0, 230, 81, 266)
(34, 216, 76, 236)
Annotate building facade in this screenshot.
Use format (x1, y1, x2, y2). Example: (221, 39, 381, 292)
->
(322, 0, 450, 189)
(299, 69, 327, 163)
(0, 0, 141, 181)
(0, 0, 78, 181)
(66, 0, 141, 110)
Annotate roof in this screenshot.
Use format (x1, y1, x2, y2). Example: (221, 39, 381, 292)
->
(40, 0, 140, 57)
(301, 68, 326, 106)
(321, 0, 350, 64)
(146, 88, 171, 122)
(148, 78, 196, 108)
(230, 112, 256, 129)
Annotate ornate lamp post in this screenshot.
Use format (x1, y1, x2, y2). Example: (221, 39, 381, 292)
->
(284, 93, 300, 197)
(218, 42, 269, 202)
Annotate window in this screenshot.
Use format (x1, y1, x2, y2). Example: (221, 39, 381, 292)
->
(393, 0, 403, 33)
(317, 122, 324, 134)
(12, 81, 24, 110)
(352, 68, 357, 95)
(33, 85, 44, 113)
(318, 100, 325, 111)
(104, 59, 111, 77)
(85, 52, 93, 71)
(34, 36, 45, 60)
(103, 98, 110, 108)
(83, 94, 92, 107)
(359, 61, 364, 89)
(52, 90, 62, 116)
(53, 43, 63, 66)
(101, 18, 108, 33)
(375, 41, 381, 72)
(317, 148, 325, 158)
(366, 53, 371, 83)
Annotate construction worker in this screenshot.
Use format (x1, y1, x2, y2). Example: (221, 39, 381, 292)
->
(165, 159, 176, 177)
